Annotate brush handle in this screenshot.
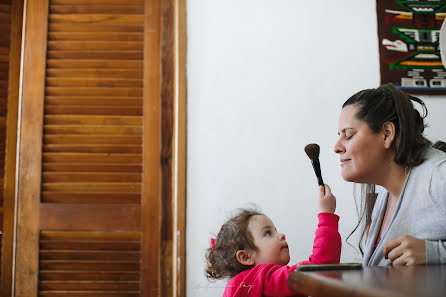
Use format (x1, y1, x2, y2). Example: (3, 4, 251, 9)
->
(311, 159, 324, 186)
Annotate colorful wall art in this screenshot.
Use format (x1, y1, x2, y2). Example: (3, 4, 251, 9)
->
(377, 1, 446, 94)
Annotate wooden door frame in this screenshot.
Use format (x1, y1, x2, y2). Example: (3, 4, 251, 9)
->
(9, 0, 187, 296)
(1, 0, 24, 296)
(14, 0, 48, 295)
(160, 0, 187, 296)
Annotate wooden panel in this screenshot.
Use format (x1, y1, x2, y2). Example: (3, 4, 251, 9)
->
(51, 0, 143, 4)
(45, 122, 142, 132)
(41, 252, 139, 260)
(46, 69, 143, 78)
(44, 135, 142, 144)
(0, 1, 11, 219)
(49, 5, 143, 14)
(160, 0, 174, 295)
(47, 59, 143, 67)
(40, 242, 140, 251)
(43, 153, 142, 163)
(48, 51, 143, 60)
(49, 14, 144, 24)
(48, 24, 143, 33)
(49, 32, 143, 41)
(42, 163, 142, 172)
(40, 271, 139, 281)
(45, 115, 143, 125)
(40, 204, 141, 230)
(46, 78, 143, 88)
(157, 0, 187, 296)
(44, 126, 142, 135)
(43, 145, 142, 154)
(1, 0, 22, 295)
(15, 0, 49, 295)
(45, 105, 142, 115)
(42, 0, 145, 207)
(45, 184, 136, 194)
(41, 192, 140, 204)
(141, 0, 162, 295)
(38, 0, 154, 296)
(42, 172, 142, 182)
(174, 1, 187, 296)
(15, 0, 187, 296)
(39, 231, 141, 296)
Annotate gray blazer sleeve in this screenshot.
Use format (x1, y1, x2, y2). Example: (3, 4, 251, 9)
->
(426, 240, 446, 264)
(426, 152, 446, 264)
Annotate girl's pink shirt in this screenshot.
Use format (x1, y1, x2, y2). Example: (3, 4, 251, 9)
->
(223, 213, 341, 297)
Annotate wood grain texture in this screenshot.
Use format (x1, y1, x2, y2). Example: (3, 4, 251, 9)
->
(10, 0, 187, 296)
(287, 266, 446, 297)
(39, 231, 141, 295)
(42, 163, 142, 172)
(41, 192, 141, 204)
(39, 0, 148, 295)
(42, 0, 144, 206)
(50, 5, 143, 14)
(173, 0, 187, 296)
(0, 0, 11, 221)
(160, 0, 174, 295)
(141, 0, 162, 296)
(42, 172, 142, 182)
(43, 152, 142, 163)
(0, 0, 19, 295)
(14, 0, 49, 296)
(40, 204, 141, 230)
(46, 69, 143, 78)
(43, 144, 142, 153)
(51, 0, 142, 4)
(48, 23, 143, 33)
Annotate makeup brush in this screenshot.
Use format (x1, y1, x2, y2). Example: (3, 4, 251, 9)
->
(304, 143, 324, 186)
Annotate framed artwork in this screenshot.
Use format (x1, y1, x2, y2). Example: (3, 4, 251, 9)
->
(377, 1, 446, 94)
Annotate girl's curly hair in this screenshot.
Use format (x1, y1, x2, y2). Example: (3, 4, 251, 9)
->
(205, 208, 263, 279)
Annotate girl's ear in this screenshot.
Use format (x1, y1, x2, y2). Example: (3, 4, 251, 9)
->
(382, 122, 396, 149)
(236, 250, 255, 266)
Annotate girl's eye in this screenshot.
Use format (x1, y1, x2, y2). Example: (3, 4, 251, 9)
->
(265, 231, 271, 237)
(346, 134, 353, 140)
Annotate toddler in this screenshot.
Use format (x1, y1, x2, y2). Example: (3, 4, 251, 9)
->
(205, 184, 341, 297)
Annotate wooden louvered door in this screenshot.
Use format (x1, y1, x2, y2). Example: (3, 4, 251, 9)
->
(14, 0, 186, 296)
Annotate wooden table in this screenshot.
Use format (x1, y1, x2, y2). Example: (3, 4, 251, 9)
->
(287, 265, 446, 297)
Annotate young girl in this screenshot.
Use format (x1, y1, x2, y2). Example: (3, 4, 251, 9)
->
(205, 184, 341, 297)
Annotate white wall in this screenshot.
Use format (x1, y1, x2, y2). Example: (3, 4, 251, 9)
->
(186, 1, 446, 296)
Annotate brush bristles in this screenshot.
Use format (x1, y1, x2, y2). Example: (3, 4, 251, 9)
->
(304, 143, 320, 160)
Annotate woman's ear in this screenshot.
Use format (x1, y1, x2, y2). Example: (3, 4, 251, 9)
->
(236, 250, 255, 266)
(382, 122, 396, 149)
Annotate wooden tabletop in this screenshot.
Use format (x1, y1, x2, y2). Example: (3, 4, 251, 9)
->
(287, 265, 446, 297)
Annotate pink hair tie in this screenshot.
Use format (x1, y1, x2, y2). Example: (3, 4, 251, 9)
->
(210, 238, 216, 251)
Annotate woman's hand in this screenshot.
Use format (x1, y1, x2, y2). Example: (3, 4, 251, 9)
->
(318, 184, 336, 213)
(383, 235, 426, 265)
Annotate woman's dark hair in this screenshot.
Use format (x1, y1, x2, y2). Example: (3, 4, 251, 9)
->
(433, 140, 446, 152)
(205, 208, 263, 279)
(343, 84, 431, 254)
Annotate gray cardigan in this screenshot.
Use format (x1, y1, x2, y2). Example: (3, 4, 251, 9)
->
(363, 147, 446, 266)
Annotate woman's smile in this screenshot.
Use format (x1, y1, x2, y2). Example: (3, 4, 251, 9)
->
(340, 158, 350, 166)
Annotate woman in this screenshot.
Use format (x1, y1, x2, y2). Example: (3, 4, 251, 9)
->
(334, 83, 446, 266)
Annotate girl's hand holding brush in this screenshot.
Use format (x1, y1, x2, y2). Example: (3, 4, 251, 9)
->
(318, 184, 336, 214)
